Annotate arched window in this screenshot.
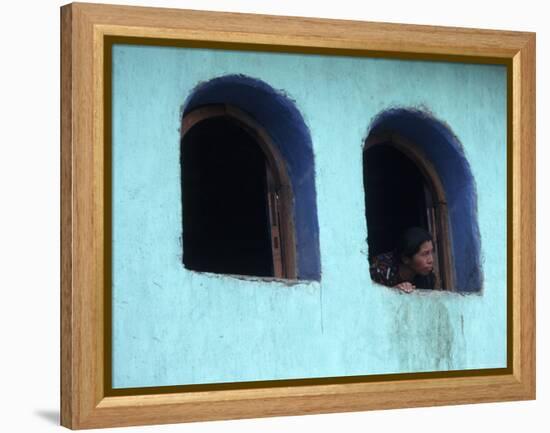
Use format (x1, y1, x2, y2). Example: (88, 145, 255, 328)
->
(181, 104, 296, 279)
(364, 133, 453, 290)
(180, 74, 322, 282)
(364, 108, 483, 292)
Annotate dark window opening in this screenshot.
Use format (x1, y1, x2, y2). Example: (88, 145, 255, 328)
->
(364, 142, 447, 289)
(364, 144, 428, 257)
(181, 116, 277, 277)
(182, 78, 322, 281)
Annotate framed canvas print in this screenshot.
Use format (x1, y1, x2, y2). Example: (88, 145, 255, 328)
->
(60, 2, 536, 429)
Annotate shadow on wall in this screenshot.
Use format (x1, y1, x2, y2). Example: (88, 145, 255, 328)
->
(364, 107, 483, 292)
(181, 74, 321, 281)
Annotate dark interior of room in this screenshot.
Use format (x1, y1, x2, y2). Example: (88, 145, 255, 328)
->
(181, 116, 274, 277)
(363, 143, 429, 259)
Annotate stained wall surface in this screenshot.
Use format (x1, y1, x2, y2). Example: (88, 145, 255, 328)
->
(111, 44, 507, 388)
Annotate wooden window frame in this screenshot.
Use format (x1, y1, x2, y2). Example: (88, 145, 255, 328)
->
(365, 133, 455, 291)
(61, 2, 535, 429)
(181, 104, 298, 279)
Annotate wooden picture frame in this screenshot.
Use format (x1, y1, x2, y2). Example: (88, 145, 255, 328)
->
(61, 2, 535, 429)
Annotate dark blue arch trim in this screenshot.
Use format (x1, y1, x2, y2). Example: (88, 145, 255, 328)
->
(368, 108, 483, 292)
(182, 74, 321, 281)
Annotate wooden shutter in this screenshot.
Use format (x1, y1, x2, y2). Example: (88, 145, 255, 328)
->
(266, 164, 285, 278)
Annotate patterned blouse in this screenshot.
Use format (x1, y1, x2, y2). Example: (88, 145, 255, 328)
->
(369, 251, 435, 289)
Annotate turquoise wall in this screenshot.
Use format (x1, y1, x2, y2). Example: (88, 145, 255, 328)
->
(111, 44, 507, 388)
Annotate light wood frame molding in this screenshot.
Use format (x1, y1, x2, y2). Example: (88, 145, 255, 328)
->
(61, 2, 535, 429)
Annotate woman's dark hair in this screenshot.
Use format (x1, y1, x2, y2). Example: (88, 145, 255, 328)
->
(395, 227, 433, 262)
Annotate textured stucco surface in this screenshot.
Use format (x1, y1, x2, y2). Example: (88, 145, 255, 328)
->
(111, 44, 507, 388)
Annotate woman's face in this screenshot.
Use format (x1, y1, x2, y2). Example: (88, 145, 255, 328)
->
(405, 240, 434, 276)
